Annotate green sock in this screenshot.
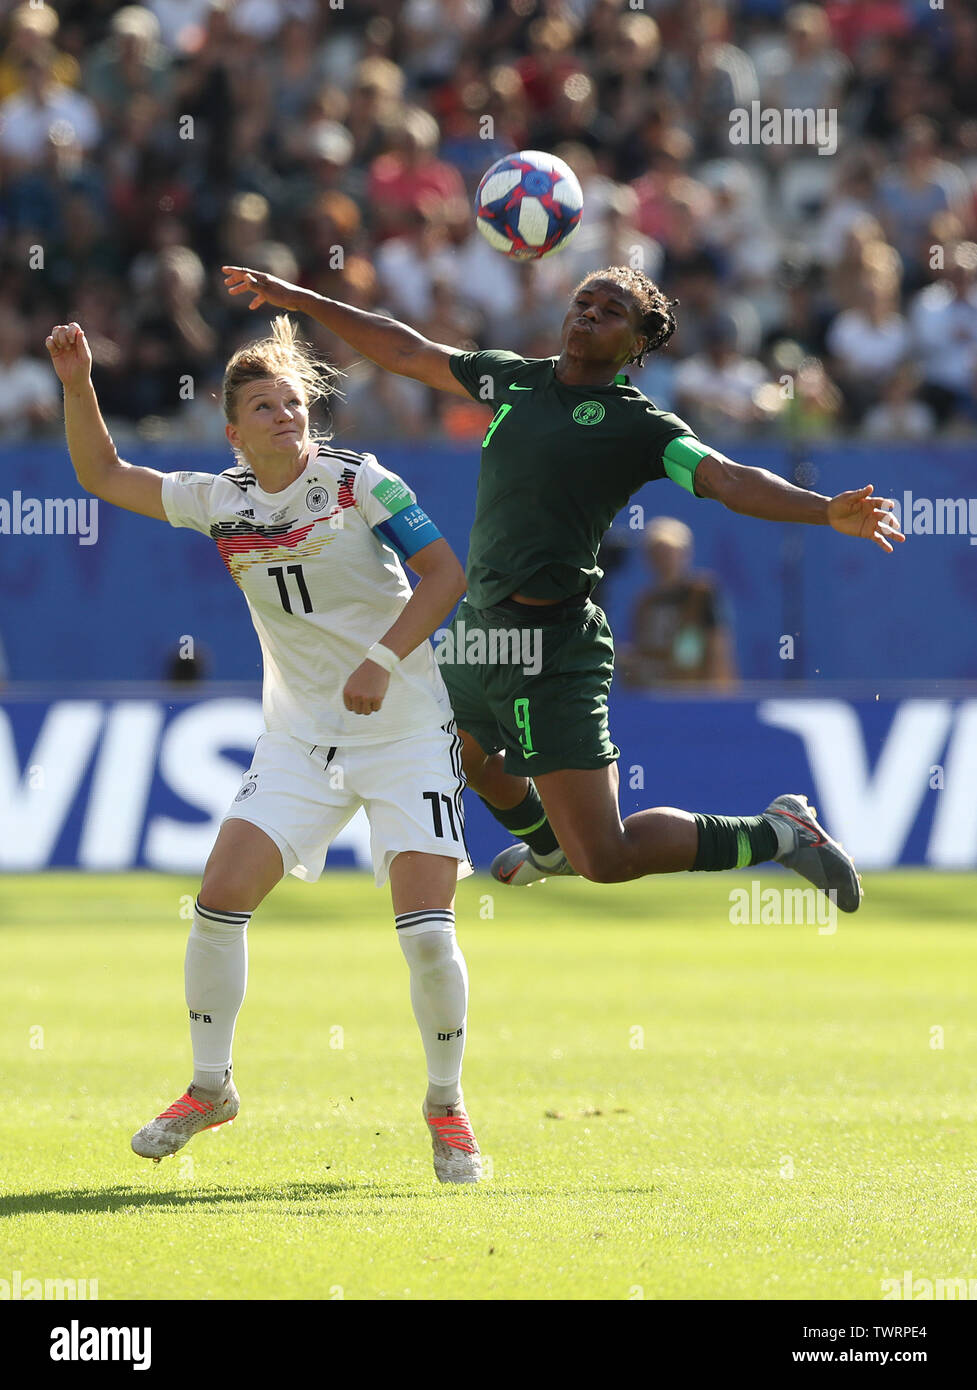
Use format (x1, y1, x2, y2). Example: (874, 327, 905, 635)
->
(691, 814, 778, 871)
(479, 786, 559, 856)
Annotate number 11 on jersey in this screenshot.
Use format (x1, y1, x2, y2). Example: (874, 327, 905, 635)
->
(268, 564, 313, 614)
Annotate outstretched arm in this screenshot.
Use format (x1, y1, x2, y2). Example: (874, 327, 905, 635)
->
(45, 323, 167, 520)
(694, 453, 905, 553)
(222, 266, 471, 399)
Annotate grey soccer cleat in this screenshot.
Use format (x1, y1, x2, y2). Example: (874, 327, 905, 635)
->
(131, 1071, 239, 1161)
(491, 842, 577, 886)
(765, 793, 862, 913)
(423, 1101, 482, 1184)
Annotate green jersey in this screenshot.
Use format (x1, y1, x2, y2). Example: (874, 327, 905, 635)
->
(448, 349, 703, 608)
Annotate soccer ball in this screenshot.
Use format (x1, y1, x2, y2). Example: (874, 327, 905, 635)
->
(474, 150, 583, 261)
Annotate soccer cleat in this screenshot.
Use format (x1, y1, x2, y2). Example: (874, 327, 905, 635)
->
(490, 842, 577, 886)
(764, 793, 862, 913)
(423, 1101, 482, 1184)
(131, 1072, 239, 1162)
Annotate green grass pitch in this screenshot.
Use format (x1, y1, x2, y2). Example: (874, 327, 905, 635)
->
(1, 870, 974, 1301)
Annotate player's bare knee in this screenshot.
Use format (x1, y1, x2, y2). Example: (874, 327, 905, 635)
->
(198, 870, 254, 914)
(197, 879, 232, 911)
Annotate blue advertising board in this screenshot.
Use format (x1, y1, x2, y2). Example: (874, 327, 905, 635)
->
(1, 690, 970, 873)
(2, 442, 976, 683)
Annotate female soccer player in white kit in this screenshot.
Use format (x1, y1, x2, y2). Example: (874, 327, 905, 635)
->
(46, 315, 482, 1183)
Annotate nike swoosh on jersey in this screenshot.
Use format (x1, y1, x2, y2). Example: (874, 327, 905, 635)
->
(508, 384, 533, 391)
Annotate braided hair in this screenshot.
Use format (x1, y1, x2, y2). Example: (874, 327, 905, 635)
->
(572, 266, 679, 367)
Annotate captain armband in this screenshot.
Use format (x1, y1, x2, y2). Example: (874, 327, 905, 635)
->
(373, 504, 443, 561)
(662, 436, 713, 495)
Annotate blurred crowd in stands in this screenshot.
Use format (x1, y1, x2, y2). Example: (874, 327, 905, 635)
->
(2, 0, 977, 447)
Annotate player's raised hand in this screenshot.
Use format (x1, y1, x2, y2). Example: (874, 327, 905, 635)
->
(827, 484, 905, 553)
(343, 659, 391, 715)
(45, 322, 93, 391)
(222, 265, 310, 313)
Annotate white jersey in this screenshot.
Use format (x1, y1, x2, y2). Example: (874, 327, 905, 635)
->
(161, 442, 454, 745)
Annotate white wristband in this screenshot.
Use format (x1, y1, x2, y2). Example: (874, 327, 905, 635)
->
(366, 641, 400, 673)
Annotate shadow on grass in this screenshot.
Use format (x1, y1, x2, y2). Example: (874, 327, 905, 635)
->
(1, 1180, 656, 1216)
(0, 1180, 397, 1216)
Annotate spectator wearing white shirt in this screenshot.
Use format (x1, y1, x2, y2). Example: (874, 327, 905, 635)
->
(673, 313, 774, 439)
(826, 219, 902, 326)
(0, 305, 60, 440)
(309, 256, 431, 443)
(909, 241, 977, 426)
(700, 161, 779, 300)
(553, 140, 626, 226)
(0, 46, 100, 166)
(84, 6, 172, 137)
(535, 183, 663, 307)
(760, 3, 849, 118)
(861, 365, 936, 442)
(814, 150, 882, 268)
(436, 198, 523, 342)
(878, 118, 970, 270)
(149, 1, 213, 52)
(826, 267, 910, 422)
(400, 0, 492, 87)
(374, 202, 457, 322)
(418, 273, 483, 355)
(661, 3, 759, 161)
(228, 0, 316, 43)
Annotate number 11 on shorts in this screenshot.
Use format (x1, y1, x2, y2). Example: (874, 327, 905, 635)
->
(514, 696, 536, 757)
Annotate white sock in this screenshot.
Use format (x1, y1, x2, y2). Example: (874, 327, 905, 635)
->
(396, 911, 468, 1108)
(534, 846, 566, 867)
(768, 813, 796, 859)
(185, 899, 251, 1091)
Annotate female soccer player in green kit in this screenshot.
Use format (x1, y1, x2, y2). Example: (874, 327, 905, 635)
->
(223, 263, 904, 912)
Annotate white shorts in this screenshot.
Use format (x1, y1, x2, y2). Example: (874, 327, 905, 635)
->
(222, 721, 473, 887)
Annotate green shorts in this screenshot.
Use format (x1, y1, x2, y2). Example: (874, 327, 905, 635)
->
(438, 596, 619, 776)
